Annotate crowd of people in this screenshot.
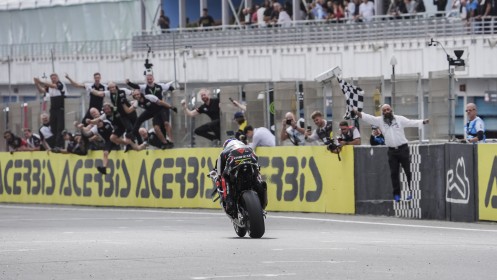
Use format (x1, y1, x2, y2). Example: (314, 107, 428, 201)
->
(157, 0, 497, 32)
(4, 70, 487, 202)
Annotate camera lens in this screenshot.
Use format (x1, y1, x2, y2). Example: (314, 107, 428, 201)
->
(286, 119, 292, 125)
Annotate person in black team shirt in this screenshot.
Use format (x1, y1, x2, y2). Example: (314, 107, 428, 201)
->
(34, 73, 67, 148)
(126, 73, 176, 145)
(198, 8, 215, 27)
(65, 73, 107, 125)
(3, 130, 27, 152)
(91, 82, 137, 149)
(39, 113, 55, 151)
(23, 128, 42, 151)
(124, 89, 177, 148)
(180, 88, 221, 146)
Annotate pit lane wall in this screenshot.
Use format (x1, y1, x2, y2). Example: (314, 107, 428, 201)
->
(1, 143, 495, 222)
(354, 143, 497, 222)
(0, 146, 355, 214)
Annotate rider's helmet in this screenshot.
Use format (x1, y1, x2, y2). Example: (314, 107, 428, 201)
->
(223, 139, 233, 149)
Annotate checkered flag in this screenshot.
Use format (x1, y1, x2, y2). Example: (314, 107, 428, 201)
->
(337, 77, 364, 120)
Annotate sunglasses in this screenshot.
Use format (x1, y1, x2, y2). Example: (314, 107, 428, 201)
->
(465, 109, 475, 113)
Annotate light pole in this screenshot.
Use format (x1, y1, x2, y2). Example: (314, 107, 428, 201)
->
(429, 38, 465, 141)
(390, 55, 397, 109)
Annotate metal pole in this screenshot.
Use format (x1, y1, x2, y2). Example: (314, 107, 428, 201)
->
(391, 64, 396, 108)
(7, 55, 12, 105)
(173, 32, 177, 84)
(50, 48, 55, 73)
(448, 66, 455, 140)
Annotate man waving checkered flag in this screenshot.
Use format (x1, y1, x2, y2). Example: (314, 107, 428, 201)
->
(337, 77, 364, 120)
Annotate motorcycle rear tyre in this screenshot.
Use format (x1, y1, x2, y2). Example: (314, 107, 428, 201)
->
(241, 190, 265, 238)
(233, 223, 247, 237)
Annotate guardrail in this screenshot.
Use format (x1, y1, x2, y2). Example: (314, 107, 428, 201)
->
(0, 16, 495, 58)
(131, 16, 496, 51)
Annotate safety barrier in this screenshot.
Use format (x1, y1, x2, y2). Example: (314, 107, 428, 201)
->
(0, 143, 495, 222)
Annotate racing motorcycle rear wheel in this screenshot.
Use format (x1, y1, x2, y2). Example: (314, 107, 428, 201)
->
(233, 222, 247, 237)
(241, 190, 265, 238)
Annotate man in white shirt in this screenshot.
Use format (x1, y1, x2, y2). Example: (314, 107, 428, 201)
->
(355, 104, 429, 202)
(244, 125, 275, 149)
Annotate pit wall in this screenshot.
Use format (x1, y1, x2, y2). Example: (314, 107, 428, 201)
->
(0, 143, 496, 222)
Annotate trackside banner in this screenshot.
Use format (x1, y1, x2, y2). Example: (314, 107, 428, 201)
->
(0, 146, 354, 214)
(478, 144, 497, 221)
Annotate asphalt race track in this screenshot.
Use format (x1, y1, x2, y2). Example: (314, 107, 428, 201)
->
(1, 204, 496, 280)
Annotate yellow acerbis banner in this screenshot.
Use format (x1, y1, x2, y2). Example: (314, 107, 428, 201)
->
(478, 144, 497, 221)
(0, 146, 354, 214)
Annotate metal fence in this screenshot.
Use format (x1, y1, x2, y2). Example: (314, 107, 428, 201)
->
(1, 16, 496, 58)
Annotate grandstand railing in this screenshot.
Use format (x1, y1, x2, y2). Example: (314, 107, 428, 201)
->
(131, 16, 496, 52)
(0, 15, 495, 58)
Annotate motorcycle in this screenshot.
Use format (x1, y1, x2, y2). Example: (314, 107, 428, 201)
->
(209, 146, 267, 238)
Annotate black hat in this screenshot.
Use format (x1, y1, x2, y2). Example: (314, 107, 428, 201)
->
(234, 112, 244, 119)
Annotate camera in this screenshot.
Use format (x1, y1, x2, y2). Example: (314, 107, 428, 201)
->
(286, 119, 292, 125)
(143, 44, 154, 75)
(299, 120, 305, 128)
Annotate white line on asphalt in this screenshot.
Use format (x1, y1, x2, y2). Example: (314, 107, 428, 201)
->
(1, 204, 497, 233)
(191, 273, 297, 279)
(262, 261, 356, 264)
(272, 248, 349, 251)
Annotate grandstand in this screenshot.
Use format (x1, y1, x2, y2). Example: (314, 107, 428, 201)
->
(0, 0, 496, 150)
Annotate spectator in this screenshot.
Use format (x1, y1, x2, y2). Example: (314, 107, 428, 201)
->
(198, 8, 215, 27)
(337, 120, 361, 146)
(330, 1, 345, 21)
(257, 1, 268, 27)
(434, 0, 448, 16)
(126, 75, 176, 145)
(464, 103, 486, 143)
(126, 89, 177, 148)
(34, 73, 67, 148)
(90, 119, 115, 175)
(53, 131, 88, 156)
(357, 0, 375, 22)
(65, 72, 107, 126)
(243, 125, 276, 149)
(137, 127, 164, 150)
(312, 0, 327, 19)
(4, 130, 27, 152)
(91, 82, 137, 149)
(158, 9, 170, 32)
(180, 88, 221, 146)
(354, 104, 429, 202)
(305, 110, 334, 144)
(263, 0, 275, 25)
(370, 125, 385, 146)
(23, 128, 42, 151)
(274, 2, 292, 27)
(344, 0, 356, 22)
(39, 113, 55, 151)
(280, 112, 306, 146)
(415, 0, 426, 12)
(233, 112, 248, 143)
(466, 0, 479, 24)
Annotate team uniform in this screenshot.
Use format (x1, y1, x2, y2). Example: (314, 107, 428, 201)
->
(107, 88, 136, 139)
(47, 80, 67, 148)
(194, 98, 221, 141)
(82, 82, 107, 125)
(39, 123, 55, 150)
(26, 133, 42, 150)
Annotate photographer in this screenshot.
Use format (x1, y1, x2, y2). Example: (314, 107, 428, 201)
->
(280, 112, 306, 146)
(305, 111, 340, 153)
(337, 120, 361, 146)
